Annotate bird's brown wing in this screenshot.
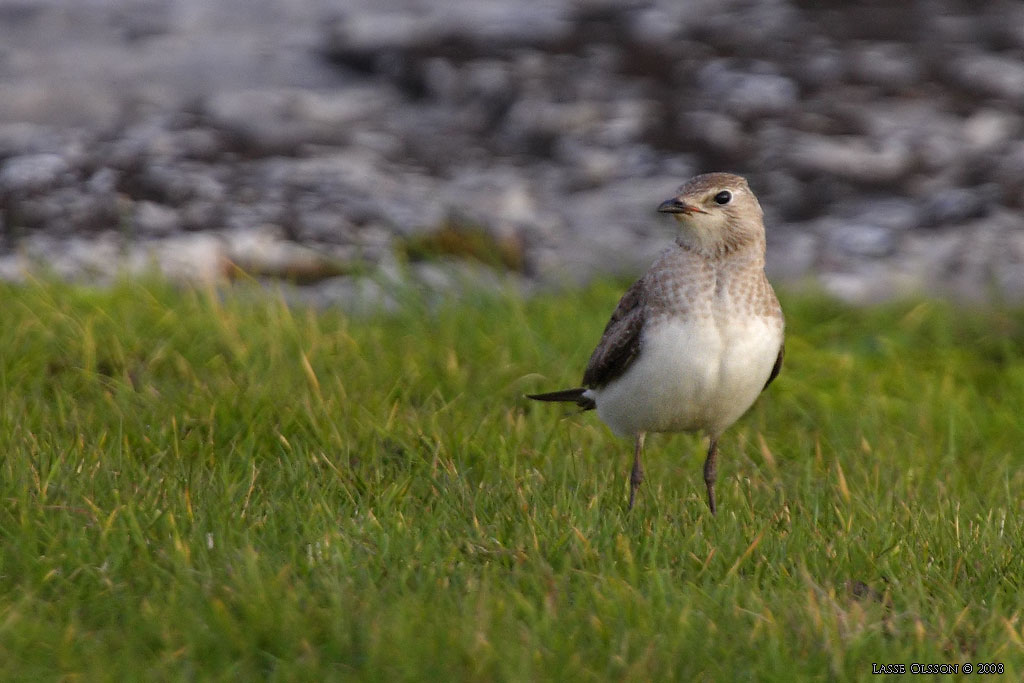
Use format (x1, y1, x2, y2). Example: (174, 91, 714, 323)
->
(582, 277, 646, 388)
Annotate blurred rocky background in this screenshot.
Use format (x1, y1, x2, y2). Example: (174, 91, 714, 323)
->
(1, 0, 1023, 306)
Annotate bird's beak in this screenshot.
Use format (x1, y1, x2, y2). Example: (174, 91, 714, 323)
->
(658, 197, 706, 215)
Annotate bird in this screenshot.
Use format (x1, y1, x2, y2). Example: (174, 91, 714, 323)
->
(528, 172, 784, 514)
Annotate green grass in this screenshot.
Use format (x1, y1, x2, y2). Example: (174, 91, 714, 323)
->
(1, 277, 1023, 681)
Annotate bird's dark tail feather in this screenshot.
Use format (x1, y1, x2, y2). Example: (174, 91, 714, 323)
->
(526, 387, 595, 410)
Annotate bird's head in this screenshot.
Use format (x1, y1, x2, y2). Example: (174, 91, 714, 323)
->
(658, 173, 764, 255)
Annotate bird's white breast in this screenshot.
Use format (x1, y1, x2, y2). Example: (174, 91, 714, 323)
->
(590, 310, 782, 438)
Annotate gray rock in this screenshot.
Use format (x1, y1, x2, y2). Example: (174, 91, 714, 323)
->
(293, 88, 399, 128)
(766, 231, 818, 281)
(174, 128, 226, 161)
(816, 207, 903, 259)
(987, 2, 1024, 50)
(697, 60, 798, 119)
(962, 109, 1021, 154)
(931, 219, 1006, 302)
(0, 252, 26, 282)
(465, 60, 517, 102)
(134, 200, 181, 237)
(796, 39, 845, 89)
(179, 200, 225, 232)
(920, 186, 997, 227)
(127, 162, 226, 206)
(833, 223, 897, 258)
(203, 88, 354, 154)
(222, 204, 281, 234)
(787, 133, 912, 184)
(292, 209, 357, 244)
(556, 140, 618, 187)
(444, 165, 544, 225)
(848, 42, 922, 89)
(0, 153, 70, 194)
(996, 262, 1024, 299)
(256, 154, 448, 235)
(680, 111, 747, 157)
(324, 2, 566, 57)
(995, 229, 1024, 298)
(20, 233, 123, 282)
(325, 12, 438, 54)
(314, 275, 400, 315)
(837, 197, 921, 232)
(0, 0, 1023, 307)
(818, 266, 898, 305)
(504, 98, 603, 140)
(86, 167, 119, 194)
(223, 227, 345, 281)
(0, 123, 82, 159)
(114, 118, 181, 160)
(8, 187, 119, 234)
(756, 169, 816, 221)
(950, 54, 1024, 103)
(422, 58, 460, 100)
(628, 6, 689, 44)
(901, 228, 964, 288)
(927, 13, 985, 46)
(127, 233, 229, 284)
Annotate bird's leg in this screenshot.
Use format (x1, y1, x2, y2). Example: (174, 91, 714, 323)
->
(704, 438, 718, 515)
(628, 432, 646, 510)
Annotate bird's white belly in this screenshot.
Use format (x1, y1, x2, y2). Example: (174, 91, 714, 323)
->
(590, 315, 782, 437)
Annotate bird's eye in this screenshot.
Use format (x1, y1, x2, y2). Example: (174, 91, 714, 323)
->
(714, 190, 732, 205)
